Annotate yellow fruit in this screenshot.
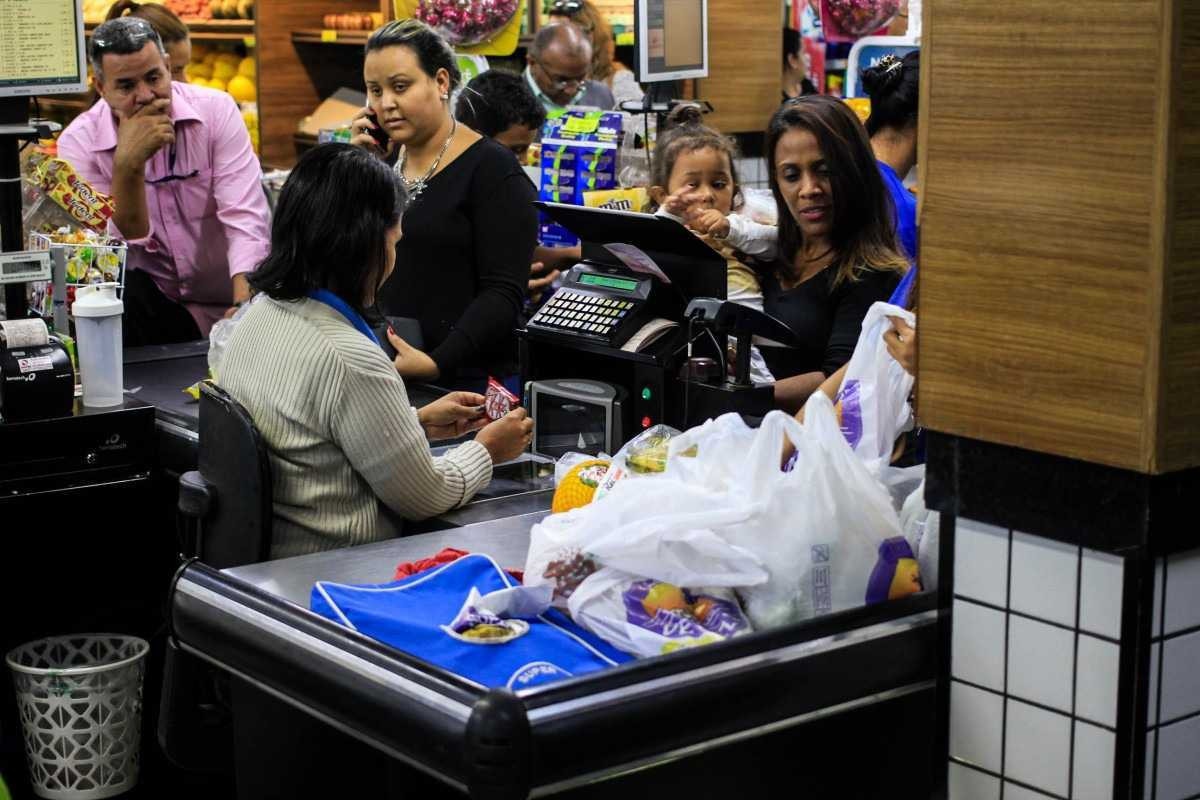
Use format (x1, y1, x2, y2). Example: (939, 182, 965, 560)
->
(207, 78, 227, 93)
(189, 77, 209, 88)
(237, 57, 256, 78)
(202, 52, 219, 66)
(185, 62, 212, 81)
(642, 583, 688, 616)
(551, 459, 609, 513)
(211, 61, 236, 82)
(226, 75, 256, 103)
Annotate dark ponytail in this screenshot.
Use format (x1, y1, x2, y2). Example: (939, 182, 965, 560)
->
(860, 51, 919, 137)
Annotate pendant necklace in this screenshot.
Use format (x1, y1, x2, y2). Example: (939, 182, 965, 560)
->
(395, 117, 457, 202)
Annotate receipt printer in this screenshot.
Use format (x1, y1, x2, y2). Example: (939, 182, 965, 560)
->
(0, 320, 75, 423)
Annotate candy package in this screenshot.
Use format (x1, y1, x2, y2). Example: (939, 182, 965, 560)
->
(30, 158, 115, 232)
(484, 376, 520, 420)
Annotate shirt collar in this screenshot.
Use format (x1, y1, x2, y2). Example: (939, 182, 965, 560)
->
(524, 66, 587, 112)
(91, 81, 203, 152)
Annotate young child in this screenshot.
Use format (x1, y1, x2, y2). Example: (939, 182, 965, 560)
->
(646, 104, 778, 384)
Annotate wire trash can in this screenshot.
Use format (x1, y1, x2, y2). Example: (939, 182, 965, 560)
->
(6, 635, 149, 800)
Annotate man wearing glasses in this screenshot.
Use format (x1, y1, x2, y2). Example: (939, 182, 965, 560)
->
(57, 17, 270, 346)
(524, 23, 615, 113)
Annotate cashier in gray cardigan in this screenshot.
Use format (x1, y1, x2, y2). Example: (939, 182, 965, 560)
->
(217, 144, 533, 559)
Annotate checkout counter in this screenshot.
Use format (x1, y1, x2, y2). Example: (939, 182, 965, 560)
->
(170, 510, 938, 798)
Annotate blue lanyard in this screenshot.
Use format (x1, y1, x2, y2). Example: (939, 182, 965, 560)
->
(307, 289, 380, 346)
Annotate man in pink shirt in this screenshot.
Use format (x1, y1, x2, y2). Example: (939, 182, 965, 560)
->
(57, 16, 270, 345)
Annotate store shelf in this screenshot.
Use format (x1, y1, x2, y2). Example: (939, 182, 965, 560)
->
(85, 19, 255, 41)
(291, 29, 370, 45)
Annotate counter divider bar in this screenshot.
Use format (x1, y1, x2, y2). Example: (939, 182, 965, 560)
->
(519, 590, 939, 710)
(526, 608, 938, 723)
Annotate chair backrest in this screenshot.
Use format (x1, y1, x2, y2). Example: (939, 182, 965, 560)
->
(196, 381, 273, 568)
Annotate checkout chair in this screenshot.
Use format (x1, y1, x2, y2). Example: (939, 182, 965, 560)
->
(160, 381, 273, 775)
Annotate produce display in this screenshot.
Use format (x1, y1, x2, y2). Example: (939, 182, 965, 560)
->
(83, 0, 254, 23)
(184, 46, 259, 152)
(322, 11, 384, 30)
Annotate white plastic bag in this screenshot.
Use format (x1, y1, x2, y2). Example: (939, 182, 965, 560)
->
(834, 301, 916, 475)
(207, 293, 263, 376)
(566, 569, 753, 657)
(729, 400, 905, 628)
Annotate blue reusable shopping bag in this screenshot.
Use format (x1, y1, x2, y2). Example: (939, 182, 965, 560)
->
(310, 553, 632, 690)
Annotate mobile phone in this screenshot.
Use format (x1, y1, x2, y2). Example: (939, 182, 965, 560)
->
(364, 112, 391, 149)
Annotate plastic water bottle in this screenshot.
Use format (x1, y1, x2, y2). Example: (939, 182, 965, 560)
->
(73, 283, 124, 407)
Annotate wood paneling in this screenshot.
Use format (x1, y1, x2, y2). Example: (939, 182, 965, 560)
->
(696, 0, 780, 134)
(1162, 0, 1200, 470)
(917, 0, 1200, 473)
(257, 0, 390, 167)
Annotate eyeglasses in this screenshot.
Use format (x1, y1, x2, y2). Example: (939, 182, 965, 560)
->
(92, 17, 160, 56)
(533, 58, 588, 90)
(146, 145, 199, 185)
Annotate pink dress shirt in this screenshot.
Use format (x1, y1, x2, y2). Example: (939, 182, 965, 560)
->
(57, 81, 271, 335)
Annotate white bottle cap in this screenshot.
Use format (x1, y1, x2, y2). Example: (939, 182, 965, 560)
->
(72, 282, 124, 318)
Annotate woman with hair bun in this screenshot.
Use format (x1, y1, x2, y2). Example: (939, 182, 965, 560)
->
(859, 51, 920, 267)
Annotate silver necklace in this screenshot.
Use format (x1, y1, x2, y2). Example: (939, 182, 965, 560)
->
(395, 117, 457, 201)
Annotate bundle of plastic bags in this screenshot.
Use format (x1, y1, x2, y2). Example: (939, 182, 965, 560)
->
(525, 396, 912, 657)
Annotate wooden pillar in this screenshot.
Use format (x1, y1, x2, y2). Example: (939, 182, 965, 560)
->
(695, 0, 781, 134)
(918, 3, 1200, 799)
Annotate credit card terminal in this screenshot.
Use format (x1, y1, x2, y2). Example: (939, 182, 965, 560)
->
(527, 263, 652, 348)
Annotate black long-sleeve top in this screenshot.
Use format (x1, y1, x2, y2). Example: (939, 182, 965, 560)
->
(758, 264, 899, 380)
(377, 137, 537, 380)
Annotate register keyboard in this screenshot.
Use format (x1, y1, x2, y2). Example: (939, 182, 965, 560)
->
(526, 264, 651, 348)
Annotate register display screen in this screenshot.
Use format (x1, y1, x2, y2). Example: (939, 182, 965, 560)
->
(0, 0, 86, 92)
(579, 273, 639, 293)
(534, 397, 608, 460)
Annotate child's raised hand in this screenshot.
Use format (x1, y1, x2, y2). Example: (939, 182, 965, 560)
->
(686, 207, 731, 239)
(659, 190, 696, 218)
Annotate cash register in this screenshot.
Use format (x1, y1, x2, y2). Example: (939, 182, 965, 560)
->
(522, 202, 792, 435)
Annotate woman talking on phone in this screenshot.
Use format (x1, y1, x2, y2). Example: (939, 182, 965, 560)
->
(351, 19, 537, 393)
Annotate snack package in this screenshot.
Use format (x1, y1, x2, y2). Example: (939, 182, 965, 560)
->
(592, 424, 681, 501)
(33, 159, 115, 232)
(538, 109, 624, 247)
(582, 186, 649, 214)
(485, 376, 520, 420)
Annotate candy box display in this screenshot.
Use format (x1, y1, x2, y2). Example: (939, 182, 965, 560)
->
(27, 229, 127, 319)
(538, 110, 624, 247)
